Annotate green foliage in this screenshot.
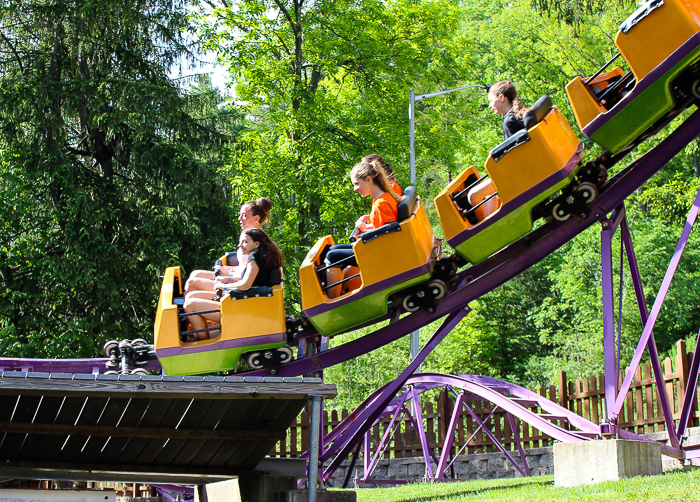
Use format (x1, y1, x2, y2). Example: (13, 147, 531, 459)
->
(0, 0, 240, 356)
(197, 0, 466, 305)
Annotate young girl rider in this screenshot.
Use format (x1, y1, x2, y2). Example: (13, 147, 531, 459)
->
(362, 153, 403, 196)
(185, 197, 273, 295)
(182, 227, 283, 341)
(323, 159, 404, 297)
(488, 80, 526, 139)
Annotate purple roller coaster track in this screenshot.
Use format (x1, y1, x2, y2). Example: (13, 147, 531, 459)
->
(2, 109, 700, 484)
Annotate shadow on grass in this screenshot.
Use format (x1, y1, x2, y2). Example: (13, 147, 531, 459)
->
(382, 477, 555, 502)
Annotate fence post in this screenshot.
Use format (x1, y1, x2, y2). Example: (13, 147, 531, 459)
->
(558, 371, 568, 411)
(676, 339, 689, 415)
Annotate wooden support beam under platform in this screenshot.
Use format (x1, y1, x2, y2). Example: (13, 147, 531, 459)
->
(0, 372, 336, 484)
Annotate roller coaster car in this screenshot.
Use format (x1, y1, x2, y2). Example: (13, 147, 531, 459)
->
(299, 186, 440, 337)
(435, 96, 589, 265)
(154, 266, 289, 376)
(566, 0, 700, 154)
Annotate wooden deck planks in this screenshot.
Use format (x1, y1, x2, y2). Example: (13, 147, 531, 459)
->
(0, 373, 335, 480)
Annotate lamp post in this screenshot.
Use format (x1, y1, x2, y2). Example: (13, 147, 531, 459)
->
(408, 84, 490, 363)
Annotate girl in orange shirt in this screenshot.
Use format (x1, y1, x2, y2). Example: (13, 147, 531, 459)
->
(324, 158, 404, 296)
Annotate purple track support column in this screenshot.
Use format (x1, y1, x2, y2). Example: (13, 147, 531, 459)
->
(366, 391, 409, 476)
(507, 412, 531, 477)
(677, 326, 700, 440)
(621, 217, 678, 444)
(363, 430, 371, 480)
(409, 385, 435, 477)
(601, 219, 618, 420)
(322, 309, 469, 480)
(436, 392, 465, 478)
(613, 186, 700, 424)
(342, 441, 361, 488)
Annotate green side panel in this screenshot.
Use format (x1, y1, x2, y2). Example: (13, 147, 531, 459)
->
(159, 340, 286, 376)
(455, 174, 577, 265)
(590, 47, 700, 154)
(309, 273, 432, 336)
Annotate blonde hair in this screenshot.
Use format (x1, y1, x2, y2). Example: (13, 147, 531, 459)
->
(351, 159, 404, 204)
(489, 80, 525, 120)
(362, 154, 397, 181)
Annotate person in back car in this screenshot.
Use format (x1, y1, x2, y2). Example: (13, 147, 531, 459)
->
(488, 80, 526, 139)
(185, 197, 273, 295)
(183, 228, 283, 341)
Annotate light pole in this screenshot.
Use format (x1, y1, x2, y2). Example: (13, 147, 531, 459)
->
(408, 84, 490, 363)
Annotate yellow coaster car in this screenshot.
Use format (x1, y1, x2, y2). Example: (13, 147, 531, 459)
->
(299, 187, 440, 337)
(154, 266, 290, 375)
(435, 97, 590, 265)
(566, 0, 700, 153)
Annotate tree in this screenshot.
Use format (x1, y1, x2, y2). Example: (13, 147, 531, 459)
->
(197, 0, 466, 306)
(0, 0, 240, 357)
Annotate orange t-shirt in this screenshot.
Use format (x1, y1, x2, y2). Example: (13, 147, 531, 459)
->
(370, 192, 399, 229)
(390, 179, 403, 196)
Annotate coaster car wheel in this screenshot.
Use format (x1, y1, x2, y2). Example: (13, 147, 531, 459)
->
(402, 295, 420, 313)
(130, 368, 149, 376)
(277, 346, 293, 364)
(104, 370, 119, 376)
(103, 340, 119, 357)
(132, 338, 148, 346)
(247, 352, 264, 370)
(427, 280, 447, 300)
(576, 182, 598, 203)
(552, 203, 570, 221)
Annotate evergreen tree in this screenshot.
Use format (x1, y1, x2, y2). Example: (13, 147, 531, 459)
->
(0, 0, 240, 356)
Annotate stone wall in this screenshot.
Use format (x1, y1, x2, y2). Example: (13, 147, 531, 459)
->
(321, 426, 700, 487)
(324, 447, 554, 488)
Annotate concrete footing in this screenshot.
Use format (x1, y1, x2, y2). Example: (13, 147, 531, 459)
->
(194, 476, 356, 502)
(277, 490, 356, 502)
(554, 439, 662, 487)
(195, 475, 296, 502)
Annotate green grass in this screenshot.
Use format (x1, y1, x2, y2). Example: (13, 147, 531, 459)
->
(350, 469, 700, 501)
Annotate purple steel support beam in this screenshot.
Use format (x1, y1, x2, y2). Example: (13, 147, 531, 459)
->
(321, 309, 469, 481)
(365, 391, 410, 477)
(408, 385, 437, 476)
(460, 401, 528, 477)
(620, 217, 678, 442)
(436, 392, 465, 479)
(601, 218, 619, 419)
(617, 427, 683, 458)
(443, 407, 497, 475)
(318, 373, 604, 483)
(507, 412, 531, 477)
(363, 429, 371, 478)
(617, 228, 624, 379)
(342, 440, 362, 488)
(677, 325, 700, 440)
(612, 186, 700, 433)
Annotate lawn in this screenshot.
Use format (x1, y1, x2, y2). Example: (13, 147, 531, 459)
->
(351, 468, 700, 501)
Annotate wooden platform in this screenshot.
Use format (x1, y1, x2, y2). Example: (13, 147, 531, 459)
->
(0, 372, 336, 484)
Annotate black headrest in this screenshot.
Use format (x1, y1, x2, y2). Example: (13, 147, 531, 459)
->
(268, 267, 282, 286)
(215, 251, 239, 269)
(397, 186, 418, 222)
(522, 96, 553, 129)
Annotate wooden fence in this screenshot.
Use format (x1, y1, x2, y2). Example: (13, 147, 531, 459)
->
(272, 339, 700, 458)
